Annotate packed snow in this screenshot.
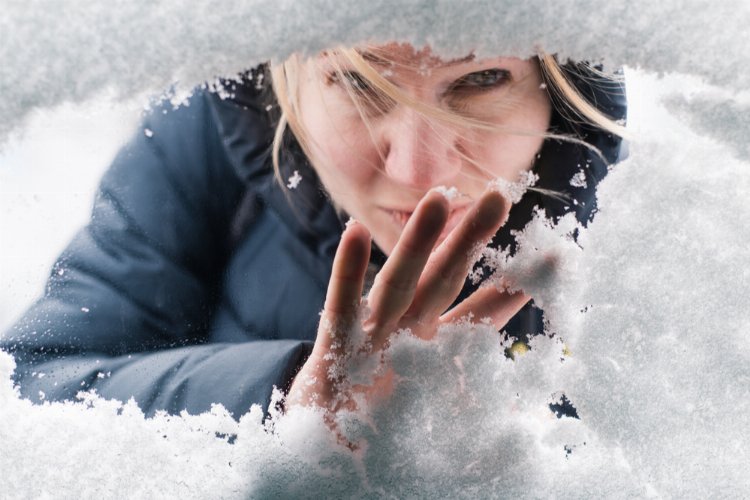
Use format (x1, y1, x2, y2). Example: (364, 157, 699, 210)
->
(2, 0, 750, 146)
(1, 1, 749, 498)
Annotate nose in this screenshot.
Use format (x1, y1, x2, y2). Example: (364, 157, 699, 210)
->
(378, 107, 463, 190)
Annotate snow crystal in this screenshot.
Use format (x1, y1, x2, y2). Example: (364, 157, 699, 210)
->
(433, 185, 461, 200)
(143, 128, 153, 137)
(286, 170, 302, 190)
(489, 170, 539, 204)
(569, 170, 587, 188)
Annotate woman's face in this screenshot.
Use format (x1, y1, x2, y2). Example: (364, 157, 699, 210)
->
(297, 44, 551, 255)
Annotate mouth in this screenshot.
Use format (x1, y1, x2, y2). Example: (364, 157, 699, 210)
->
(386, 204, 470, 243)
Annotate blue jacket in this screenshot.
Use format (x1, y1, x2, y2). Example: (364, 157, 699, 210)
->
(1, 64, 626, 418)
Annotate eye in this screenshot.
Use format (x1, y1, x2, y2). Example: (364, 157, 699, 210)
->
(449, 68, 511, 93)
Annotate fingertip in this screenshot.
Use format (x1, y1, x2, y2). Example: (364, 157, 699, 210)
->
(482, 187, 508, 213)
(426, 187, 451, 211)
(334, 221, 371, 287)
(489, 185, 511, 216)
(342, 220, 371, 261)
(345, 218, 371, 239)
(476, 189, 509, 230)
(420, 189, 450, 228)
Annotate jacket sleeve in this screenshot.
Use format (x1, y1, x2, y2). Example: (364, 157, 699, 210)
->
(0, 92, 313, 418)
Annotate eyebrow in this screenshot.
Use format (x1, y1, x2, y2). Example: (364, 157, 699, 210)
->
(442, 54, 477, 66)
(360, 51, 476, 68)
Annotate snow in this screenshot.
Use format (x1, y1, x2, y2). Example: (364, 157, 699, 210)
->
(286, 170, 303, 189)
(569, 170, 587, 188)
(489, 170, 540, 204)
(434, 185, 461, 200)
(2, 0, 750, 146)
(1, 1, 750, 498)
(0, 93, 139, 332)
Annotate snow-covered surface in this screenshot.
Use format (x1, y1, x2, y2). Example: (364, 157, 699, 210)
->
(0, 94, 140, 332)
(2, 0, 750, 146)
(2, 1, 750, 498)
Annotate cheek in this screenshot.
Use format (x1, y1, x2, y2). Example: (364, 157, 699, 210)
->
(320, 132, 379, 184)
(299, 90, 381, 186)
(483, 134, 544, 173)
(470, 94, 550, 179)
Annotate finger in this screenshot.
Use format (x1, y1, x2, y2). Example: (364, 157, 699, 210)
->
(440, 286, 530, 330)
(405, 189, 508, 323)
(364, 190, 449, 334)
(315, 221, 371, 355)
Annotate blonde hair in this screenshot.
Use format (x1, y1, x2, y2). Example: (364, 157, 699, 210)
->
(269, 47, 627, 193)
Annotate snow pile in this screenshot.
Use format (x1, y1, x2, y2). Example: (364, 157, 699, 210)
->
(559, 75, 750, 494)
(2, 0, 750, 145)
(2, 1, 750, 498)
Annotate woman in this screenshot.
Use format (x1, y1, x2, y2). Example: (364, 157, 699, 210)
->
(1, 44, 626, 418)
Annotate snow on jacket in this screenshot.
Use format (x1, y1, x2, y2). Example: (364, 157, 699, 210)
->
(1, 64, 626, 418)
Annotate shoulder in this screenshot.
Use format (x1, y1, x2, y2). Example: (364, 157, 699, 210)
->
(203, 67, 279, 182)
(126, 66, 277, 183)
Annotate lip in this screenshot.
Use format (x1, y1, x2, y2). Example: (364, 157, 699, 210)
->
(385, 204, 470, 242)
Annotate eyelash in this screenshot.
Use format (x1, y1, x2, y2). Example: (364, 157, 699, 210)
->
(448, 69, 512, 93)
(327, 68, 512, 96)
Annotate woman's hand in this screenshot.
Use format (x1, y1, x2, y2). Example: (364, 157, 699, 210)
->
(286, 188, 530, 413)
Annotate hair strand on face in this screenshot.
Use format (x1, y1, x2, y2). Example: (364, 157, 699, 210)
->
(270, 47, 627, 205)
